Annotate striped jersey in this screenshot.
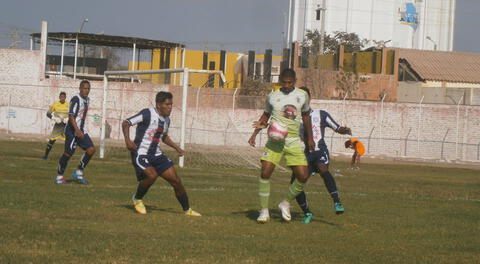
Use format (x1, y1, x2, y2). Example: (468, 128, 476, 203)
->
(66, 94, 89, 134)
(126, 108, 170, 156)
(310, 110, 340, 151)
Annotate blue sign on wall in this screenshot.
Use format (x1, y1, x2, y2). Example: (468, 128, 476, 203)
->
(400, 2, 419, 30)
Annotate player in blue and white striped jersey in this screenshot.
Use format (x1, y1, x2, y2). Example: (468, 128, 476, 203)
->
(55, 80, 95, 184)
(122, 91, 200, 216)
(293, 87, 352, 223)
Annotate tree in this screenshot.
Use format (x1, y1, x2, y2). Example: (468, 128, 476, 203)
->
(301, 30, 370, 55)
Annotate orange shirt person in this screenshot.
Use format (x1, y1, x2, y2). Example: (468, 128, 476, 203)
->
(345, 138, 365, 169)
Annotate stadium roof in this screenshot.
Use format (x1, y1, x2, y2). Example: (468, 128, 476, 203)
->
(398, 49, 480, 84)
(30, 32, 184, 49)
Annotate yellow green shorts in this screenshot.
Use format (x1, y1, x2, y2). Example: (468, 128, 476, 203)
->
(260, 137, 307, 166)
(50, 123, 66, 141)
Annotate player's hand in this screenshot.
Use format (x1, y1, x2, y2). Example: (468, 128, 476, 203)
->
(75, 129, 84, 139)
(252, 121, 267, 129)
(177, 148, 185, 156)
(337, 126, 352, 135)
(307, 138, 315, 152)
(125, 140, 137, 152)
(248, 134, 256, 147)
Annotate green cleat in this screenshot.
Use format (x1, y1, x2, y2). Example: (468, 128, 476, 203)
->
(302, 212, 313, 224)
(334, 202, 345, 215)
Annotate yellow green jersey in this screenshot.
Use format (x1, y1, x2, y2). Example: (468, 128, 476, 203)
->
(264, 87, 310, 138)
(48, 101, 69, 119)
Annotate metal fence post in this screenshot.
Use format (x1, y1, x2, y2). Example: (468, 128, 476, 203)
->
(404, 128, 412, 157)
(417, 95, 424, 157)
(441, 128, 450, 160)
(367, 127, 375, 154)
(455, 94, 464, 160)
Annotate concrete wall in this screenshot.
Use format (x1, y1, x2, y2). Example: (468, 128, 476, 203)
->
(1, 48, 479, 163)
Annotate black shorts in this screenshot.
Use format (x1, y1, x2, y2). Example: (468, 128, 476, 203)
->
(130, 153, 174, 181)
(64, 131, 94, 155)
(306, 146, 330, 175)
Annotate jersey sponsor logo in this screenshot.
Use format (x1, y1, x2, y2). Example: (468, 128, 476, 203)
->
(147, 127, 164, 143)
(282, 104, 297, 120)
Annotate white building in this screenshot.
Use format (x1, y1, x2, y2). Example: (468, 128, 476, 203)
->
(287, 0, 455, 51)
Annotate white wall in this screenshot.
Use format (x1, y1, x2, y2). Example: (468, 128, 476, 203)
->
(292, 0, 455, 51)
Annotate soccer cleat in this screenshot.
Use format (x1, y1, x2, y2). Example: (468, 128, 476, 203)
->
(184, 208, 202, 217)
(54, 177, 67, 184)
(132, 197, 147, 215)
(335, 202, 345, 214)
(257, 208, 270, 223)
(71, 171, 88, 184)
(278, 200, 291, 222)
(302, 212, 314, 224)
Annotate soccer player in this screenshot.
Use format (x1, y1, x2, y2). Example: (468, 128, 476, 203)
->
(122, 91, 201, 216)
(345, 138, 365, 169)
(254, 87, 351, 223)
(41, 92, 69, 160)
(54, 80, 95, 184)
(293, 88, 352, 223)
(248, 68, 315, 223)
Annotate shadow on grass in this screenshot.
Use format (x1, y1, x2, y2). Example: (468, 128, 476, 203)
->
(119, 205, 177, 214)
(231, 209, 338, 225)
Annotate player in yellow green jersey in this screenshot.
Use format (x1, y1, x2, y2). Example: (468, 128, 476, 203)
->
(41, 92, 69, 160)
(248, 68, 315, 223)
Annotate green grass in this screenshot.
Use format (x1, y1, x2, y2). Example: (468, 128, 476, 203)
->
(0, 139, 479, 263)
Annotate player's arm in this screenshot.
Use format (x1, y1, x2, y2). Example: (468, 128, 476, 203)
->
(351, 142, 358, 166)
(68, 98, 84, 138)
(121, 120, 137, 152)
(302, 110, 315, 152)
(162, 135, 184, 156)
(323, 111, 351, 135)
(122, 110, 146, 152)
(46, 103, 54, 119)
(248, 111, 270, 147)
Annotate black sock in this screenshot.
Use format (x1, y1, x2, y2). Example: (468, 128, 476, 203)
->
(290, 173, 311, 214)
(320, 171, 341, 203)
(78, 153, 92, 170)
(44, 139, 55, 158)
(176, 193, 190, 211)
(134, 183, 150, 200)
(57, 154, 70, 175)
(296, 191, 311, 214)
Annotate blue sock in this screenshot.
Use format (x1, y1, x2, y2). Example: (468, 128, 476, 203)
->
(57, 154, 71, 175)
(320, 171, 341, 203)
(78, 153, 92, 170)
(176, 193, 190, 211)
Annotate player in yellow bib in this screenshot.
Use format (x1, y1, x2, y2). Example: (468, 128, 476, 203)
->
(41, 92, 69, 160)
(248, 68, 315, 223)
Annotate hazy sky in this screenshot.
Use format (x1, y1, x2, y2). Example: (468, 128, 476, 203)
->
(0, 0, 478, 54)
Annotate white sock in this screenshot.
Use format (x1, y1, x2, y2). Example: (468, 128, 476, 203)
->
(56, 175, 64, 180)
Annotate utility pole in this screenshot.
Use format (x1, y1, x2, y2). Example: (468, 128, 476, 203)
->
(318, 0, 327, 54)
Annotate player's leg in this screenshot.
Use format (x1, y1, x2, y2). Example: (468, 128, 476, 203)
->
(159, 167, 201, 216)
(132, 166, 159, 215)
(318, 163, 344, 214)
(257, 141, 283, 223)
(279, 142, 309, 222)
(42, 139, 56, 159)
(290, 171, 312, 215)
(256, 160, 275, 222)
(72, 134, 95, 184)
(55, 132, 76, 184)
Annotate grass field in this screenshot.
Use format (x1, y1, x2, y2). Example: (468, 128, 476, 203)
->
(0, 138, 479, 263)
